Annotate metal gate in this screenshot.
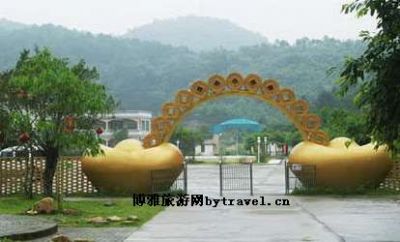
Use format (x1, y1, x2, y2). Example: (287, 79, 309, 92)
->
(150, 162, 255, 196)
(219, 162, 253, 196)
(285, 160, 316, 194)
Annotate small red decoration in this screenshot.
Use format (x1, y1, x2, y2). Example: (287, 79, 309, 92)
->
(64, 115, 75, 133)
(16, 90, 28, 99)
(19, 132, 30, 143)
(96, 127, 104, 135)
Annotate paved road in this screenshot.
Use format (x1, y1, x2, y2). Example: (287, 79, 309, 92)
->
(125, 197, 340, 242)
(125, 162, 400, 242)
(297, 196, 400, 241)
(186, 162, 285, 196)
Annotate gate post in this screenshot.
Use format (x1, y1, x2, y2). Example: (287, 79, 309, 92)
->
(219, 162, 223, 196)
(183, 162, 188, 194)
(250, 162, 253, 196)
(284, 159, 289, 194)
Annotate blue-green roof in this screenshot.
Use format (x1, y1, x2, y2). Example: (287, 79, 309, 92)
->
(212, 118, 263, 134)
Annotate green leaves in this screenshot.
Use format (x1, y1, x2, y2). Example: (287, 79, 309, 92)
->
(338, 0, 400, 150)
(318, 107, 369, 145)
(1, 48, 116, 155)
(171, 126, 207, 156)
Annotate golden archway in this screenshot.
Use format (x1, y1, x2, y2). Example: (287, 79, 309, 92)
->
(143, 73, 329, 148)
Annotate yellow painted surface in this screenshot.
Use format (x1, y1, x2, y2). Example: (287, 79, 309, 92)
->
(289, 137, 393, 189)
(81, 73, 393, 191)
(143, 73, 330, 148)
(81, 139, 183, 193)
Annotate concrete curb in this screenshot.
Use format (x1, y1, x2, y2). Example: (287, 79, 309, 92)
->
(0, 215, 58, 241)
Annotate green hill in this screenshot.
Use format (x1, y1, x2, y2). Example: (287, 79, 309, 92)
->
(124, 16, 268, 51)
(0, 20, 364, 126)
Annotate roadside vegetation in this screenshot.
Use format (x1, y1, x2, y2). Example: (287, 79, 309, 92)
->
(0, 197, 163, 227)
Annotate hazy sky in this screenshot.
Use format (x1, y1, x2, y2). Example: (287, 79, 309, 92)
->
(0, 0, 376, 42)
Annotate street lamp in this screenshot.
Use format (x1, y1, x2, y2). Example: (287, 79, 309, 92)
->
(176, 139, 180, 149)
(257, 136, 261, 163)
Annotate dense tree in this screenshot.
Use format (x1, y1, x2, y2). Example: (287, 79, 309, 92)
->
(311, 86, 369, 145)
(170, 126, 207, 159)
(0, 49, 116, 196)
(338, 0, 400, 149)
(0, 22, 364, 127)
(318, 108, 369, 145)
(0, 19, 372, 147)
(244, 127, 302, 153)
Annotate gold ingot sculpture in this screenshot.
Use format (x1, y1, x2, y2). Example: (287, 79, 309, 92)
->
(289, 137, 393, 189)
(81, 139, 183, 194)
(81, 73, 393, 192)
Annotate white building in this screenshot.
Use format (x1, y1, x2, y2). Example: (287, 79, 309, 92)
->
(97, 110, 152, 146)
(195, 134, 219, 156)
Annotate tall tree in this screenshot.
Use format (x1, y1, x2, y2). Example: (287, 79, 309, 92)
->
(0, 48, 116, 196)
(318, 107, 369, 145)
(338, 0, 400, 149)
(170, 126, 206, 159)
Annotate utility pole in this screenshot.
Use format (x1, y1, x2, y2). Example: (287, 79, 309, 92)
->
(264, 136, 267, 156)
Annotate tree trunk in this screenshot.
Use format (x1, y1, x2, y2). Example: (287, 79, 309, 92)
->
(24, 154, 34, 199)
(43, 148, 59, 196)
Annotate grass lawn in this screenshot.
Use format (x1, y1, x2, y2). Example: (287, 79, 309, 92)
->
(0, 197, 163, 227)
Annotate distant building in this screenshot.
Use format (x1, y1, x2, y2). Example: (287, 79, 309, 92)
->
(195, 134, 219, 156)
(97, 110, 152, 146)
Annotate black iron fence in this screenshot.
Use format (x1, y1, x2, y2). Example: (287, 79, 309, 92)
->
(219, 162, 253, 196)
(285, 160, 316, 194)
(150, 163, 187, 194)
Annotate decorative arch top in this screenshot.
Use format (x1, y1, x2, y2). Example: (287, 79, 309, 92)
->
(143, 73, 329, 148)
